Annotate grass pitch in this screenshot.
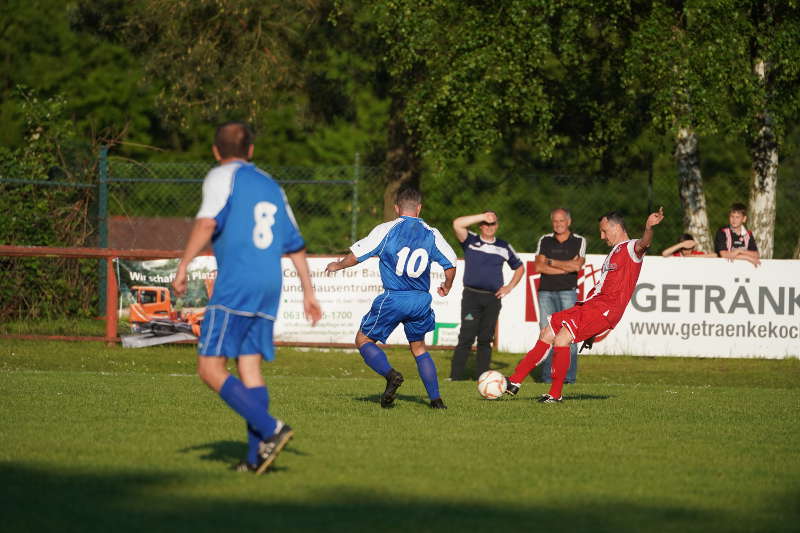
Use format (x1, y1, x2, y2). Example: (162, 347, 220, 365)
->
(1, 339, 798, 533)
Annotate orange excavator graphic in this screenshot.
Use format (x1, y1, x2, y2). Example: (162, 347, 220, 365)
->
(123, 277, 215, 346)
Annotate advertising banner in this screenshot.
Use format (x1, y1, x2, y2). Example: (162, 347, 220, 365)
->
(117, 254, 799, 358)
(503, 254, 800, 358)
(274, 257, 464, 347)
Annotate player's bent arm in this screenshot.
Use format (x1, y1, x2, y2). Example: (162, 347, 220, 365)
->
(438, 267, 457, 297)
(635, 207, 664, 256)
(325, 252, 359, 273)
(288, 248, 322, 324)
(173, 218, 216, 295)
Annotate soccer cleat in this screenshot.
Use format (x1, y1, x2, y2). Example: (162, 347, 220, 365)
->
(380, 369, 404, 408)
(231, 460, 259, 473)
(537, 394, 563, 404)
(430, 398, 447, 409)
(505, 378, 520, 396)
(255, 422, 294, 475)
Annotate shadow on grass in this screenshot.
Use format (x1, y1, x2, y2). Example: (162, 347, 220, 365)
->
(1, 462, 796, 533)
(354, 394, 429, 407)
(521, 393, 613, 402)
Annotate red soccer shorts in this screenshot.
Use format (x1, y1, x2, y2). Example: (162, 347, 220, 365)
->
(547, 304, 612, 343)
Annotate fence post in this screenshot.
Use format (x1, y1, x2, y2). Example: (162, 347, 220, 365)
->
(98, 146, 109, 314)
(351, 152, 360, 243)
(105, 255, 118, 345)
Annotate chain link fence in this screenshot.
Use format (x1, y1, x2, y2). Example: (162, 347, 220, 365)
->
(2, 149, 799, 327)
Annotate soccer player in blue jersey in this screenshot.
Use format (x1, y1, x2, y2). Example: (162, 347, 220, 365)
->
(172, 121, 321, 474)
(325, 188, 457, 409)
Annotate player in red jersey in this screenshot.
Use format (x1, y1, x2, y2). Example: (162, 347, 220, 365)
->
(506, 207, 664, 403)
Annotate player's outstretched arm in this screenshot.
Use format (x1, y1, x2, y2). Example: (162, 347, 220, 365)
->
(635, 207, 664, 257)
(173, 218, 216, 296)
(437, 267, 456, 297)
(325, 252, 358, 274)
(288, 248, 322, 325)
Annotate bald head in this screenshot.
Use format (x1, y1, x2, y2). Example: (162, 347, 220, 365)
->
(214, 121, 254, 160)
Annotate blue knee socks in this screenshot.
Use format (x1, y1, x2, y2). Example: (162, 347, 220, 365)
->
(246, 386, 269, 465)
(219, 376, 277, 449)
(359, 342, 392, 376)
(415, 352, 440, 400)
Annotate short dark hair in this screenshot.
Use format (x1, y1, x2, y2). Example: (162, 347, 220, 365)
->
(214, 121, 254, 159)
(395, 187, 422, 212)
(730, 203, 747, 216)
(599, 210, 627, 232)
(680, 233, 694, 242)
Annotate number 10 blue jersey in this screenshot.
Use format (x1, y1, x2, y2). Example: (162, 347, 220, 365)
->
(351, 216, 457, 292)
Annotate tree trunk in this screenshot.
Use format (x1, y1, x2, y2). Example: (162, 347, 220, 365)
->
(747, 59, 778, 259)
(674, 127, 713, 253)
(383, 98, 421, 221)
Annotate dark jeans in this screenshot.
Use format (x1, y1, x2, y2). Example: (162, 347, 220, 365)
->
(538, 289, 579, 383)
(450, 287, 502, 380)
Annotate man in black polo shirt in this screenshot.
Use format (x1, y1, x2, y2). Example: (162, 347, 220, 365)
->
(449, 211, 524, 380)
(534, 208, 586, 384)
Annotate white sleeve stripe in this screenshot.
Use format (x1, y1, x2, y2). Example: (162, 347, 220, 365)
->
(577, 235, 587, 257)
(196, 163, 238, 219)
(534, 235, 547, 255)
(433, 228, 457, 265)
(280, 187, 300, 230)
(628, 240, 643, 263)
(351, 219, 403, 258)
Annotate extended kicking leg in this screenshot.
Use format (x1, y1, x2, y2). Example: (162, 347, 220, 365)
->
(505, 326, 556, 396)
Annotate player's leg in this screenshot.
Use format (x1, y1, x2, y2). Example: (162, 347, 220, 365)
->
(236, 319, 292, 474)
(356, 293, 405, 408)
(404, 294, 445, 408)
(558, 289, 579, 384)
(541, 328, 573, 403)
(535, 291, 559, 383)
(409, 340, 445, 408)
(450, 289, 481, 380)
(506, 321, 556, 394)
(236, 354, 270, 471)
(474, 293, 501, 379)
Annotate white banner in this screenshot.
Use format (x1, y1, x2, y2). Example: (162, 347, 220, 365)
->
(277, 255, 800, 358)
(275, 257, 464, 347)
(498, 254, 800, 358)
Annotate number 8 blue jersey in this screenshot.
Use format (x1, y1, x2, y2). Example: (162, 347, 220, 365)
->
(196, 162, 304, 318)
(351, 216, 457, 291)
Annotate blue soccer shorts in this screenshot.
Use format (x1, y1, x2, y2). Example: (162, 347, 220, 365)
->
(198, 306, 276, 360)
(359, 290, 435, 343)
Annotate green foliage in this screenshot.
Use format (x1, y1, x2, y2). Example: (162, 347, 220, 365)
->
(0, 89, 99, 320)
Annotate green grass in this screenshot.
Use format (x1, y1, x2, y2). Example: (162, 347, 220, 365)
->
(1, 339, 798, 533)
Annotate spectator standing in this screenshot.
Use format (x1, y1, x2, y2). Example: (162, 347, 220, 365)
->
(714, 203, 760, 267)
(662, 234, 714, 257)
(533, 208, 586, 384)
(449, 211, 524, 381)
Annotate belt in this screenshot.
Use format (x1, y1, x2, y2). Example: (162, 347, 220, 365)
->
(464, 286, 496, 295)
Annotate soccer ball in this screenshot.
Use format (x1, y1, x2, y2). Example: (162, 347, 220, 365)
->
(477, 370, 507, 399)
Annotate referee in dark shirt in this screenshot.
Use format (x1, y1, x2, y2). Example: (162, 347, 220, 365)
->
(534, 208, 586, 384)
(450, 211, 524, 380)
